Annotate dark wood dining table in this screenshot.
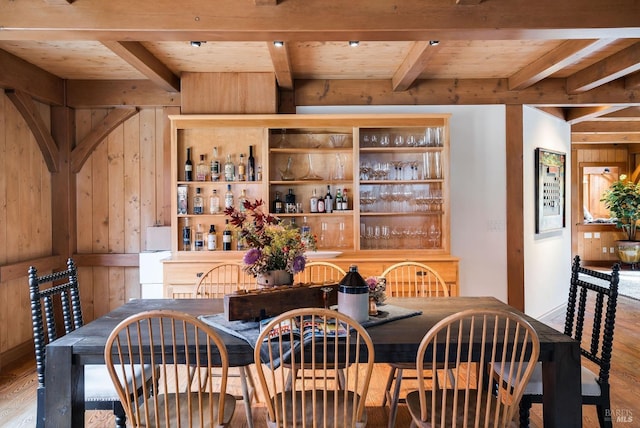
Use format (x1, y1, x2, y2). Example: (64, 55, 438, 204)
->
(44, 296, 581, 428)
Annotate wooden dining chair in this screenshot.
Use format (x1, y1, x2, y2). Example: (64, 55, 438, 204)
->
(194, 261, 258, 428)
(104, 309, 237, 427)
(29, 258, 155, 428)
(514, 255, 620, 428)
(294, 261, 346, 285)
(380, 261, 450, 428)
(255, 307, 375, 427)
(406, 308, 540, 428)
(195, 261, 256, 298)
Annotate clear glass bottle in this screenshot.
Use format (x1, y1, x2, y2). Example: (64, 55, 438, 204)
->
(209, 188, 220, 214)
(184, 147, 193, 182)
(301, 216, 312, 248)
(194, 223, 204, 251)
(210, 147, 221, 182)
(222, 219, 232, 251)
(310, 188, 319, 213)
(237, 153, 246, 181)
(182, 218, 191, 251)
(256, 164, 263, 181)
(193, 187, 204, 214)
(196, 154, 207, 181)
(224, 184, 234, 210)
(238, 188, 248, 212)
(236, 230, 245, 251)
(224, 153, 235, 181)
(341, 188, 349, 210)
(207, 224, 217, 251)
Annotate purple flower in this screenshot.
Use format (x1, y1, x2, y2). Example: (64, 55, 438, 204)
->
(366, 277, 377, 290)
(243, 248, 262, 265)
(292, 255, 306, 274)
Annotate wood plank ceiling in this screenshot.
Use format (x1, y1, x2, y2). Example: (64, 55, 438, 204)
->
(1, 0, 639, 142)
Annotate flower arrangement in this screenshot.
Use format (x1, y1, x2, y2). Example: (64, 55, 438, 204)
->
(225, 199, 316, 277)
(366, 276, 387, 304)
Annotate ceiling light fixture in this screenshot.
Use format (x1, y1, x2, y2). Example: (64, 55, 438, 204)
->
(429, 40, 440, 46)
(349, 41, 360, 47)
(190, 41, 205, 47)
(273, 41, 284, 47)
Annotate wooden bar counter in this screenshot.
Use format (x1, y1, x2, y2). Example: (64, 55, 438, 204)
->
(163, 251, 459, 297)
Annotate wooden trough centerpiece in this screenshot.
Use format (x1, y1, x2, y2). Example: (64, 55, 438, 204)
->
(224, 283, 338, 321)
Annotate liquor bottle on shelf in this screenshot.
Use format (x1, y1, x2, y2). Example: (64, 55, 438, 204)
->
(285, 188, 296, 213)
(194, 223, 204, 251)
(210, 147, 221, 182)
(184, 147, 193, 181)
(182, 218, 191, 251)
(335, 188, 343, 211)
(256, 164, 263, 181)
(236, 231, 245, 251)
(177, 185, 188, 214)
(193, 187, 204, 214)
(209, 189, 220, 214)
(224, 154, 235, 181)
(222, 219, 232, 251)
(324, 185, 334, 213)
(238, 188, 248, 212)
(248, 145, 256, 181)
(341, 188, 349, 210)
(207, 224, 217, 251)
(273, 191, 283, 214)
(310, 188, 319, 213)
(224, 184, 234, 210)
(196, 154, 207, 181)
(237, 153, 246, 181)
(317, 189, 326, 213)
(301, 216, 312, 248)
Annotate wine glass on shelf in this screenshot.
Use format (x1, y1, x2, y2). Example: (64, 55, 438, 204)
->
(428, 224, 441, 248)
(278, 128, 289, 148)
(299, 153, 323, 180)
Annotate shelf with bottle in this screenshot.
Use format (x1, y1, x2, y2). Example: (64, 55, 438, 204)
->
(269, 185, 353, 215)
(179, 141, 261, 184)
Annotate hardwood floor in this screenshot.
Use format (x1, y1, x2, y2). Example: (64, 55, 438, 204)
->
(1, 296, 638, 427)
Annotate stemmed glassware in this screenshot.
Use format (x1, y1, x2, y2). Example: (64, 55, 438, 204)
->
(428, 224, 441, 248)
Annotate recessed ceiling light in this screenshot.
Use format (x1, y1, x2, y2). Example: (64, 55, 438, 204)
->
(190, 41, 205, 47)
(349, 41, 360, 47)
(429, 40, 440, 46)
(273, 41, 284, 47)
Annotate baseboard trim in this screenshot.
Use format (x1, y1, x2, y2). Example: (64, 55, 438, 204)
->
(536, 302, 567, 322)
(0, 340, 34, 374)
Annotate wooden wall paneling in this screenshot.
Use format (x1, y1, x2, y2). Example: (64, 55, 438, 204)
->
(0, 95, 7, 267)
(91, 109, 110, 318)
(139, 108, 156, 252)
(160, 107, 179, 226)
(124, 112, 141, 301)
(108, 121, 125, 312)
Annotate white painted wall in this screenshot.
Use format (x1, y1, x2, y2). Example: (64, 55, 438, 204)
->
(522, 106, 572, 318)
(299, 105, 573, 317)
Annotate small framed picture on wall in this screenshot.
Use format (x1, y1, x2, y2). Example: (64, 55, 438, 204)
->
(535, 148, 566, 234)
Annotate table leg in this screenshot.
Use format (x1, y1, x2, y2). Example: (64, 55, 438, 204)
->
(541, 341, 582, 428)
(45, 345, 85, 428)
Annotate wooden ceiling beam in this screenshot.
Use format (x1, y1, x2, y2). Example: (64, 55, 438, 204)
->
(70, 107, 138, 173)
(0, 49, 64, 106)
(572, 133, 640, 143)
(508, 39, 616, 90)
(597, 106, 640, 120)
(43, 0, 73, 4)
(2, 0, 640, 41)
(66, 80, 181, 108)
(294, 78, 640, 107)
(101, 41, 180, 92)
(5, 89, 59, 173)
(572, 121, 640, 133)
(567, 41, 640, 93)
(267, 41, 293, 90)
(626, 71, 640, 90)
(564, 105, 629, 124)
(392, 41, 440, 92)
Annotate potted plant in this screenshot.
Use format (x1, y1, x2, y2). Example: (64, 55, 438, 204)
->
(601, 174, 640, 264)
